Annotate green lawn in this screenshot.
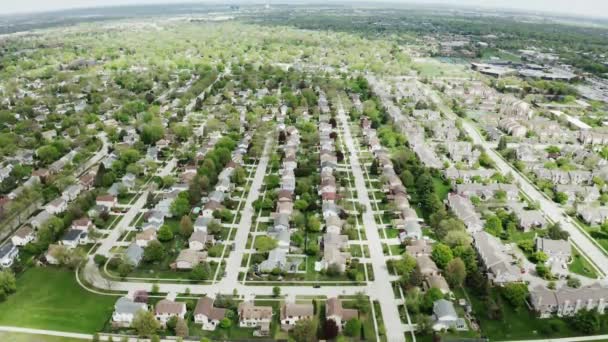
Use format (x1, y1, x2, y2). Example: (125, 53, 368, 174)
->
(432, 177, 451, 201)
(0, 332, 84, 342)
(569, 249, 599, 279)
(0, 267, 116, 333)
(456, 287, 584, 340)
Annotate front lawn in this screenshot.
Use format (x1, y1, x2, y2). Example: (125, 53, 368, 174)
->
(0, 267, 116, 333)
(569, 249, 599, 279)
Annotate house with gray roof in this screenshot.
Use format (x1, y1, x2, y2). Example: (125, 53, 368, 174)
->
(473, 231, 522, 285)
(125, 243, 144, 266)
(577, 206, 608, 225)
(112, 296, 148, 326)
(447, 193, 484, 233)
(259, 248, 287, 272)
(432, 299, 467, 331)
(536, 237, 571, 278)
(530, 284, 608, 318)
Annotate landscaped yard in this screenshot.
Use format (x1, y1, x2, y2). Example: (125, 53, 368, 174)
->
(569, 249, 599, 279)
(0, 267, 116, 333)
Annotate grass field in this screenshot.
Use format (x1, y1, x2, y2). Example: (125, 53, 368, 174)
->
(0, 332, 85, 342)
(569, 249, 599, 279)
(0, 267, 116, 333)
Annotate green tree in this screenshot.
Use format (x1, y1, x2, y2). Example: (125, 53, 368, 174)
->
(344, 318, 361, 337)
(141, 123, 165, 145)
(36, 145, 60, 164)
(191, 263, 211, 280)
(171, 196, 190, 217)
(431, 243, 453, 269)
(175, 318, 189, 337)
(567, 277, 581, 288)
(180, 215, 193, 237)
(292, 319, 317, 342)
(484, 215, 503, 236)
(157, 225, 174, 242)
(554, 192, 569, 204)
(501, 283, 529, 308)
(273, 286, 281, 297)
(219, 317, 232, 329)
(132, 310, 160, 337)
(445, 258, 466, 287)
(571, 309, 600, 334)
(0, 270, 17, 300)
(306, 215, 321, 232)
(144, 240, 164, 262)
(254, 236, 278, 253)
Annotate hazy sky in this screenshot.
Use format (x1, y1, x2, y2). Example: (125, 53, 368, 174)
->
(0, 0, 606, 18)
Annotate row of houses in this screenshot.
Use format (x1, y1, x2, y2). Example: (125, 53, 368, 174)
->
(317, 108, 350, 273)
(360, 114, 467, 332)
(260, 121, 301, 273)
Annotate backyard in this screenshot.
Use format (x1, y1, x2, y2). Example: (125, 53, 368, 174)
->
(0, 267, 116, 333)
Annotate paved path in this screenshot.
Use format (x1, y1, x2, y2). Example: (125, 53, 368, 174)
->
(337, 98, 405, 342)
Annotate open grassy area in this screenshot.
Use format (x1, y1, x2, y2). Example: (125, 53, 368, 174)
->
(0, 267, 116, 333)
(432, 177, 451, 201)
(569, 248, 599, 279)
(0, 332, 85, 342)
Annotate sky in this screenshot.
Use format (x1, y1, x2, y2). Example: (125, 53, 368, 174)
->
(0, 0, 606, 19)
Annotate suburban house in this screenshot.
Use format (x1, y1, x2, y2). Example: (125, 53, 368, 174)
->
(425, 274, 451, 295)
(432, 299, 468, 331)
(536, 237, 571, 278)
(473, 231, 522, 285)
(416, 255, 440, 277)
(45, 244, 63, 265)
(124, 243, 144, 266)
(577, 206, 608, 225)
(194, 297, 227, 331)
(135, 228, 157, 247)
(30, 209, 51, 229)
(530, 284, 608, 318)
(155, 299, 187, 325)
(189, 231, 214, 251)
(455, 183, 519, 201)
(447, 193, 484, 233)
(72, 217, 92, 231)
(326, 297, 358, 331)
(280, 302, 314, 331)
(11, 226, 35, 246)
(202, 200, 222, 217)
(194, 216, 216, 232)
(516, 209, 547, 231)
(406, 239, 433, 257)
(96, 195, 117, 209)
(0, 242, 18, 268)
(174, 249, 206, 269)
(238, 301, 273, 336)
(62, 184, 82, 201)
(112, 296, 148, 327)
(260, 248, 287, 272)
(46, 197, 68, 214)
(60, 229, 86, 249)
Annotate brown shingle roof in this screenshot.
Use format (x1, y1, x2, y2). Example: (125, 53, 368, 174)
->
(194, 297, 227, 321)
(155, 299, 185, 315)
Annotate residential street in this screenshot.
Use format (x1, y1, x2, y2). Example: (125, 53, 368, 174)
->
(337, 98, 406, 342)
(221, 137, 271, 285)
